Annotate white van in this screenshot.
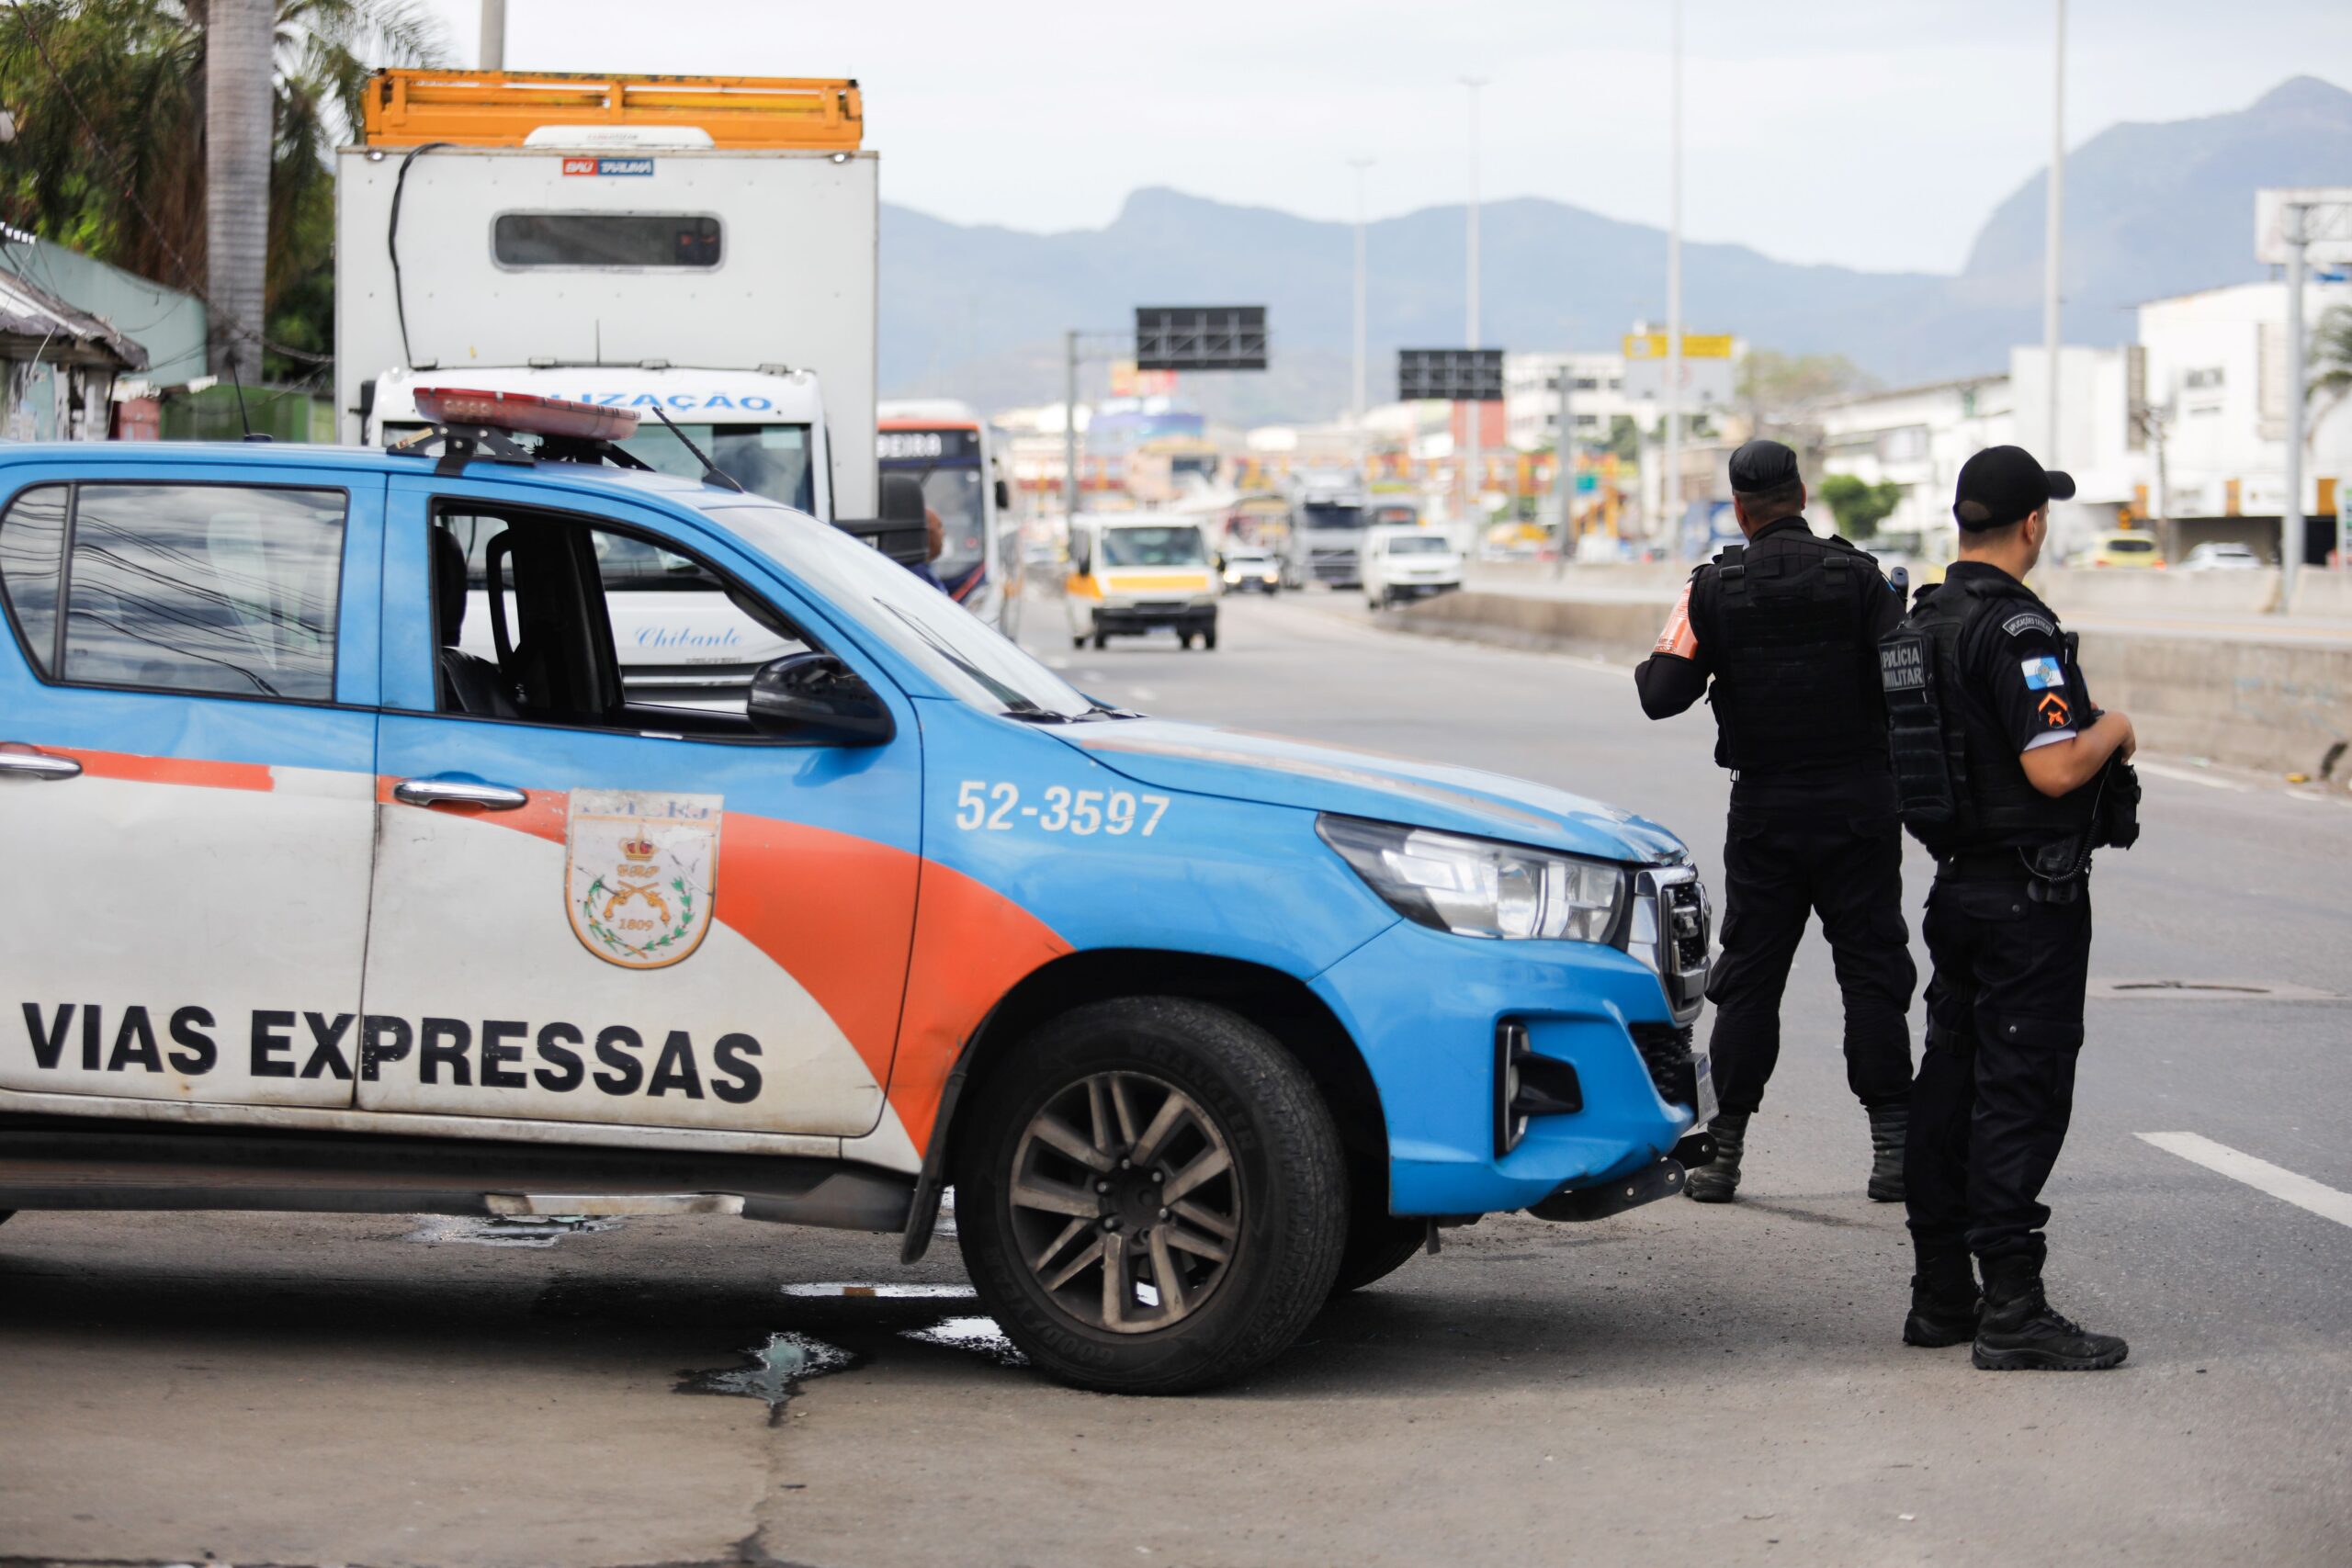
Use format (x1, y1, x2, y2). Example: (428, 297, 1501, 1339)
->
(1362, 526, 1464, 609)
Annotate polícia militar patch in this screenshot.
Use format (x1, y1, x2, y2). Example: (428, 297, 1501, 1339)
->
(2018, 655, 2064, 691)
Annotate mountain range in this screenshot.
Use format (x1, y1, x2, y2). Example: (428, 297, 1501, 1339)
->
(876, 75, 2352, 424)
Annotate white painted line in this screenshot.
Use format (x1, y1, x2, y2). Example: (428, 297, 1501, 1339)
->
(2132, 760, 2252, 793)
(2137, 1132, 2352, 1230)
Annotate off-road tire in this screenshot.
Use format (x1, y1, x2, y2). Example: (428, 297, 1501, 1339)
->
(955, 997, 1347, 1393)
(1329, 1212, 1423, 1294)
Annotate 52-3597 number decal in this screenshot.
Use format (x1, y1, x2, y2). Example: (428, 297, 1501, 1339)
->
(955, 782, 1170, 837)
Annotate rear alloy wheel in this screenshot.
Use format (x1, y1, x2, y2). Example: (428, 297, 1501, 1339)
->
(956, 998, 1346, 1393)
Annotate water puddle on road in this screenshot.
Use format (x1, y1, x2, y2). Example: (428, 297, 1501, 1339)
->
(678, 1332, 861, 1426)
(401, 1215, 622, 1248)
(900, 1314, 1028, 1367)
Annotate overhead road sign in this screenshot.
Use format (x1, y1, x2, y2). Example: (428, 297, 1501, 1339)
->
(1135, 307, 1269, 372)
(1622, 333, 1734, 361)
(361, 69, 865, 151)
(2256, 187, 2352, 267)
(1621, 332, 1736, 405)
(1398, 348, 1504, 402)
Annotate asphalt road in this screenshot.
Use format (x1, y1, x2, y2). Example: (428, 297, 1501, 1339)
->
(6, 591, 2348, 1568)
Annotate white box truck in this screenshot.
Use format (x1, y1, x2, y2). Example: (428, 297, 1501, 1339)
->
(334, 70, 877, 523)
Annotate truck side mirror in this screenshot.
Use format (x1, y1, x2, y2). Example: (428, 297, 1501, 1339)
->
(994, 477, 1012, 512)
(746, 651, 895, 745)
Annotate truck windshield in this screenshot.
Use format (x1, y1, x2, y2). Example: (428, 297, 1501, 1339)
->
(916, 465, 986, 582)
(1385, 535, 1451, 557)
(617, 424, 816, 513)
(700, 496, 1094, 719)
(1101, 526, 1206, 567)
(1301, 502, 1364, 533)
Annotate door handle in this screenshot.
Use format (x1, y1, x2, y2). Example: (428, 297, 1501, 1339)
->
(0, 744, 82, 781)
(392, 775, 529, 811)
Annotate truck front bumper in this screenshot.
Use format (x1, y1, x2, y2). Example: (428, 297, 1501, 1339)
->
(1310, 914, 1709, 1219)
(1096, 601, 1216, 634)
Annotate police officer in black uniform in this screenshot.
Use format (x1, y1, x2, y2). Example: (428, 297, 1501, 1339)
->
(1880, 445, 2136, 1371)
(1634, 439, 1916, 1203)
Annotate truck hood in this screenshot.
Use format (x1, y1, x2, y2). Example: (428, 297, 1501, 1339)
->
(1055, 718, 1686, 864)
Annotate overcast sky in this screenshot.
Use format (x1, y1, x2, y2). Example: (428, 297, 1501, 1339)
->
(414, 0, 2349, 276)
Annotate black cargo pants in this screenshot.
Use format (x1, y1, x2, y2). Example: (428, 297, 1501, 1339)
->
(1905, 873, 2094, 1272)
(1703, 811, 1917, 1116)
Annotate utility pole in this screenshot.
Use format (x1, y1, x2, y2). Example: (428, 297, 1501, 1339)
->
(204, 0, 272, 383)
(480, 0, 507, 69)
(1552, 358, 1575, 577)
(2043, 0, 2065, 468)
(1664, 0, 1683, 554)
(2282, 200, 2307, 613)
(1063, 329, 1080, 527)
(1461, 77, 1489, 531)
(1350, 157, 1374, 486)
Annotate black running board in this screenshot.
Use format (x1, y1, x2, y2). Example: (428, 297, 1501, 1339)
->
(0, 1115, 913, 1233)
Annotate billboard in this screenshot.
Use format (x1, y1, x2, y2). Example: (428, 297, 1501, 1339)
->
(2255, 188, 2352, 267)
(1621, 332, 1736, 404)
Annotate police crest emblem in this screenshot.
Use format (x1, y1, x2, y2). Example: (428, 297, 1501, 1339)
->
(564, 790, 722, 969)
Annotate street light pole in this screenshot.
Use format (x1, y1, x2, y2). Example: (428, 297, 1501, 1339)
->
(2044, 0, 2065, 468)
(2282, 201, 2307, 613)
(1063, 329, 1080, 527)
(1350, 157, 1374, 486)
(480, 0, 506, 70)
(1461, 76, 1489, 531)
(1664, 0, 1682, 553)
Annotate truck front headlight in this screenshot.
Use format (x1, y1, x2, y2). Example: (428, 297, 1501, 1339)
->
(1316, 815, 1625, 942)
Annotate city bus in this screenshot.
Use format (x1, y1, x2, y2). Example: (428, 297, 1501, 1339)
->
(877, 399, 1012, 628)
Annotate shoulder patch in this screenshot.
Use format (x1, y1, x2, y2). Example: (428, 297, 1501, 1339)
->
(2018, 654, 2064, 691)
(2002, 611, 2057, 638)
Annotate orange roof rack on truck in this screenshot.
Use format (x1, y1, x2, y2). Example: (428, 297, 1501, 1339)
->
(360, 69, 864, 152)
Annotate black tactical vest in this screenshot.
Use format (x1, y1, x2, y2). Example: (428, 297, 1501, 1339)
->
(1698, 529, 1884, 773)
(1878, 573, 2097, 853)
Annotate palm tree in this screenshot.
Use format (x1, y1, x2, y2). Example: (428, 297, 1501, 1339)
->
(0, 0, 449, 378)
(2310, 304, 2352, 432)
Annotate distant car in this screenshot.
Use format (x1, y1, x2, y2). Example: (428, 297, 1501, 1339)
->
(1363, 526, 1464, 609)
(2179, 541, 2263, 572)
(2081, 532, 2165, 569)
(1219, 547, 1282, 595)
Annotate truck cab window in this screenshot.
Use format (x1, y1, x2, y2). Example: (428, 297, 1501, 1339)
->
(492, 212, 721, 269)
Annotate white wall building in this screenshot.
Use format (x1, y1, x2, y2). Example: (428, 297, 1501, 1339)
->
(1817, 375, 2017, 547)
(2131, 278, 2352, 561)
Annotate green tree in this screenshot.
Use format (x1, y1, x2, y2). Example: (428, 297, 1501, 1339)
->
(1818, 473, 1904, 541)
(1605, 413, 1641, 462)
(1737, 349, 1876, 428)
(0, 0, 448, 378)
(2310, 304, 2352, 428)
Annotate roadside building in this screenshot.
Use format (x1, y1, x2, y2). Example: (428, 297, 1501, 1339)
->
(2128, 278, 2352, 564)
(1819, 375, 2017, 558)
(0, 264, 150, 441)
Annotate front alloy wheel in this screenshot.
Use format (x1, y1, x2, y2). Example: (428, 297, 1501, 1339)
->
(955, 998, 1347, 1393)
(1007, 1071, 1239, 1333)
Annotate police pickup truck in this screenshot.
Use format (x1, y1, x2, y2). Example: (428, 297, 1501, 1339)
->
(0, 392, 1713, 1393)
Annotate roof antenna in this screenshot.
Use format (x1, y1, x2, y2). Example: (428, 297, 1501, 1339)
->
(229, 355, 269, 442)
(648, 404, 746, 493)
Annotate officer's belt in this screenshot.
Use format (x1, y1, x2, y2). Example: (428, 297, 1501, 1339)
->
(1934, 848, 2033, 881)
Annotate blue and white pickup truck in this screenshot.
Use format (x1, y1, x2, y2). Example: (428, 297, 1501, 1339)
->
(0, 393, 1713, 1393)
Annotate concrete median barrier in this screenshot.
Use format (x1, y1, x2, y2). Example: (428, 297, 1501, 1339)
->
(1385, 581, 2352, 784)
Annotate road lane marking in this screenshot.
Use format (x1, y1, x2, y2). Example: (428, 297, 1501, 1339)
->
(2132, 760, 2252, 792)
(2137, 1132, 2352, 1229)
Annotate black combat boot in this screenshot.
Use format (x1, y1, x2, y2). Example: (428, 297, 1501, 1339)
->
(1902, 1252, 1979, 1348)
(1866, 1103, 1908, 1202)
(1972, 1257, 2128, 1371)
(1683, 1111, 1747, 1203)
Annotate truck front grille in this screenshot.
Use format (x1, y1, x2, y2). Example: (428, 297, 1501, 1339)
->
(1631, 1021, 1700, 1112)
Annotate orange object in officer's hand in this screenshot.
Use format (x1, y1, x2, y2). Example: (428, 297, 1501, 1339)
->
(1653, 581, 1699, 659)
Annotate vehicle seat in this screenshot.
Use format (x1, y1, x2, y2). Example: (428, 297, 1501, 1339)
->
(432, 528, 518, 718)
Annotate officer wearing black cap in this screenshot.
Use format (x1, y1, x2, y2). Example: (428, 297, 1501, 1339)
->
(1879, 444, 2139, 1371)
(1634, 438, 1916, 1204)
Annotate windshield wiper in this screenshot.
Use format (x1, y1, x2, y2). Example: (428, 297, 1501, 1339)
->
(649, 405, 747, 493)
